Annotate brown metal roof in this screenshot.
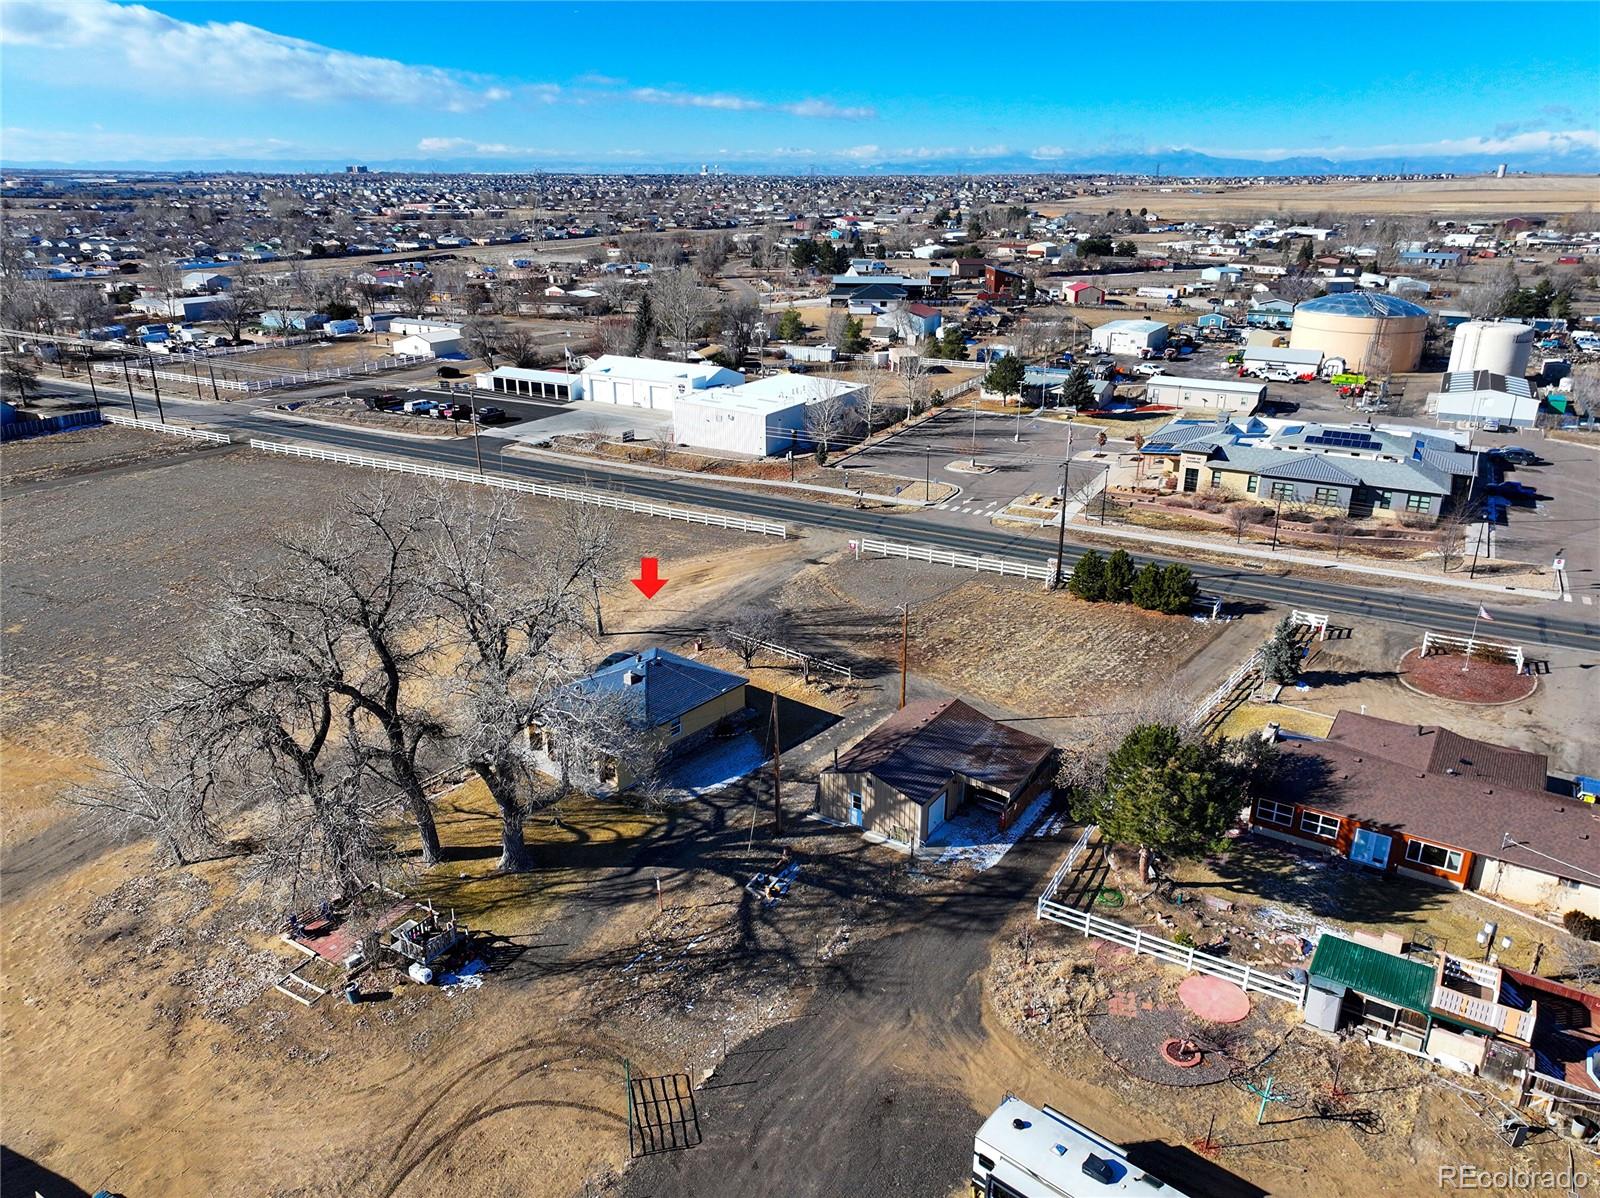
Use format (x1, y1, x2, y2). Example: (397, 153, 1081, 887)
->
(823, 699, 1055, 805)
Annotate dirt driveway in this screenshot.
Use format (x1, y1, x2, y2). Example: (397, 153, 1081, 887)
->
(619, 832, 1067, 1198)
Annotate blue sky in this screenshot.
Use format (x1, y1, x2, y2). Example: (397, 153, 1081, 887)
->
(2, 0, 1597, 168)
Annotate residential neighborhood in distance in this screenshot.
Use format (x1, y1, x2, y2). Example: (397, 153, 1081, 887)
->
(2, 3, 1599, 1197)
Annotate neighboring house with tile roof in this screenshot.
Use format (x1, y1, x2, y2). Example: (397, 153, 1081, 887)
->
(538, 648, 749, 789)
(1252, 712, 1600, 917)
(1136, 415, 1477, 521)
(817, 699, 1055, 850)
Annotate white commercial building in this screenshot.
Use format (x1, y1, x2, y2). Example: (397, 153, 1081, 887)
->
(1090, 319, 1169, 355)
(388, 317, 461, 338)
(1428, 371, 1540, 429)
(1241, 345, 1323, 376)
(475, 365, 583, 401)
(672, 374, 862, 457)
(1144, 374, 1266, 416)
(580, 354, 743, 412)
(393, 328, 465, 358)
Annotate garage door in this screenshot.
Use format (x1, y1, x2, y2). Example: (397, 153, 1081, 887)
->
(926, 794, 947, 835)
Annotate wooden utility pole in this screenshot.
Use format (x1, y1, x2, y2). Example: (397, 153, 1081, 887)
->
(899, 604, 909, 709)
(1053, 458, 1070, 589)
(769, 692, 784, 835)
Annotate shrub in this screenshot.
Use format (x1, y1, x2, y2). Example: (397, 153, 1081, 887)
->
(1104, 549, 1136, 603)
(1564, 910, 1600, 941)
(1131, 562, 1164, 610)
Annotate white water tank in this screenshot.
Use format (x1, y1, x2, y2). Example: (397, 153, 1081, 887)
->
(1449, 321, 1533, 377)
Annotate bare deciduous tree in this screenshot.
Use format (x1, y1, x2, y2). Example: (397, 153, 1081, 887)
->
(650, 268, 716, 360)
(715, 604, 782, 668)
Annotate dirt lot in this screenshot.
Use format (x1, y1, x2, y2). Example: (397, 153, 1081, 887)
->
(1039, 175, 1600, 219)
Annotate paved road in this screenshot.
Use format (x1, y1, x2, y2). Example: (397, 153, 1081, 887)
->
(66, 388, 1600, 654)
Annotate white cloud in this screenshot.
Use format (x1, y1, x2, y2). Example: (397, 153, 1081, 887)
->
(2, 126, 302, 162)
(1184, 129, 1600, 161)
(1, 0, 513, 112)
(415, 137, 555, 157)
(624, 85, 874, 120)
(1031, 145, 1067, 159)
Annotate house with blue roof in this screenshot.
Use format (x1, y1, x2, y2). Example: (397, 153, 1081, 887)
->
(1136, 416, 1477, 522)
(544, 648, 749, 788)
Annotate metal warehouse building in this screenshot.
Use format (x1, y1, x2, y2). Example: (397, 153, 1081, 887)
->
(1144, 374, 1266, 415)
(671, 373, 862, 457)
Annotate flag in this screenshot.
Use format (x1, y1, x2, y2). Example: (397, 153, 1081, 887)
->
(1478, 605, 1494, 622)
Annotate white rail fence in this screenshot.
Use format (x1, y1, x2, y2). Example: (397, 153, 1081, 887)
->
(1290, 608, 1330, 640)
(104, 412, 232, 444)
(1183, 649, 1263, 732)
(1037, 891, 1307, 1007)
(97, 361, 252, 392)
(852, 537, 1053, 582)
(246, 440, 789, 538)
(727, 634, 854, 682)
(1038, 824, 1099, 907)
(1421, 630, 1526, 674)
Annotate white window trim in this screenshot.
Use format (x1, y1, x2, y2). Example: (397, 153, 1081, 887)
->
(1299, 809, 1341, 840)
(1404, 837, 1463, 874)
(1257, 799, 1295, 827)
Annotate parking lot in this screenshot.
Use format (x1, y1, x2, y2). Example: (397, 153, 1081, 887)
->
(836, 407, 1117, 519)
(1473, 430, 1599, 600)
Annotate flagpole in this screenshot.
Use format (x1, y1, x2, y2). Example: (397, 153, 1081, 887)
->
(1462, 609, 1483, 673)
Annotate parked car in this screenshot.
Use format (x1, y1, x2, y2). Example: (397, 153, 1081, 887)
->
(1490, 480, 1538, 503)
(1488, 446, 1540, 467)
(472, 405, 506, 423)
(1132, 362, 1164, 377)
(402, 398, 437, 415)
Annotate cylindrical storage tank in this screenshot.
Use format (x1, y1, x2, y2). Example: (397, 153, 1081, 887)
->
(1448, 321, 1532, 377)
(1288, 293, 1429, 374)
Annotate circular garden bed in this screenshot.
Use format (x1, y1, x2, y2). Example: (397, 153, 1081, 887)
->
(1398, 647, 1537, 704)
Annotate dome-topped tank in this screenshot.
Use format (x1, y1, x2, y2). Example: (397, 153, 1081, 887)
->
(1448, 321, 1533, 377)
(1289, 290, 1430, 373)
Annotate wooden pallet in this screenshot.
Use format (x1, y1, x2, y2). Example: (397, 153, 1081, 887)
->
(274, 966, 330, 1007)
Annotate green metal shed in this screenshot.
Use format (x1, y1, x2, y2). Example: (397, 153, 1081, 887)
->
(1308, 935, 1436, 1015)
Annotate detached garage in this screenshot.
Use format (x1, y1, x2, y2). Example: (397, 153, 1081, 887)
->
(394, 328, 465, 359)
(1091, 319, 1169, 355)
(817, 699, 1055, 852)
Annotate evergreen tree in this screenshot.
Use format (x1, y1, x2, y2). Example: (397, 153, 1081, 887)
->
(983, 353, 1026, 403)
(1068, 550, 1107, 601)
(1072, 724, 1259, 879)
(1260, 616, 1303, 686)
(937, 325, 968, 360)
(628, 293, 655, 356)
(790, 240, 819, 271)
(1157, 564, 1198, 615)
(1114, 240, 1137, 258)
(776, 308, 805, 341)
(1103, 549, 1136, 603)
(1063, 363, 1095, 409)
(841, 317, 867, 353)
(1130, 562, 1164, 610)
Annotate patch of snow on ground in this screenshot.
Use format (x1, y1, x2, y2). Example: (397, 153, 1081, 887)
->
(662, 733, 769, 797)
(926, 791, 1053, 871)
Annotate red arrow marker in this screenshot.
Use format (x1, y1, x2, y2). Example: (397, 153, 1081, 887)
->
(632, 557, 667, 599)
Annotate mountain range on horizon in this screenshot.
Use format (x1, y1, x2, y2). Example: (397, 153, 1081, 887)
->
(6, 146, 1598, 178)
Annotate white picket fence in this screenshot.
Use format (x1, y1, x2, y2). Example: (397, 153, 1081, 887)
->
(104, 412, 232, 444)
(852, 536, 1053, 582)
(1036, 889, 1307, 1006)
(1421, 629, 1525, 674)
(246, 440, 789, 537)
(97, 361, 252, 392)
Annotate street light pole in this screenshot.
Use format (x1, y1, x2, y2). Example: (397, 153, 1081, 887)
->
(145, 356, 166, 423)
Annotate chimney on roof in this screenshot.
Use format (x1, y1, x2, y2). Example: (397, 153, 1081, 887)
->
(623, 671, 644, 687)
